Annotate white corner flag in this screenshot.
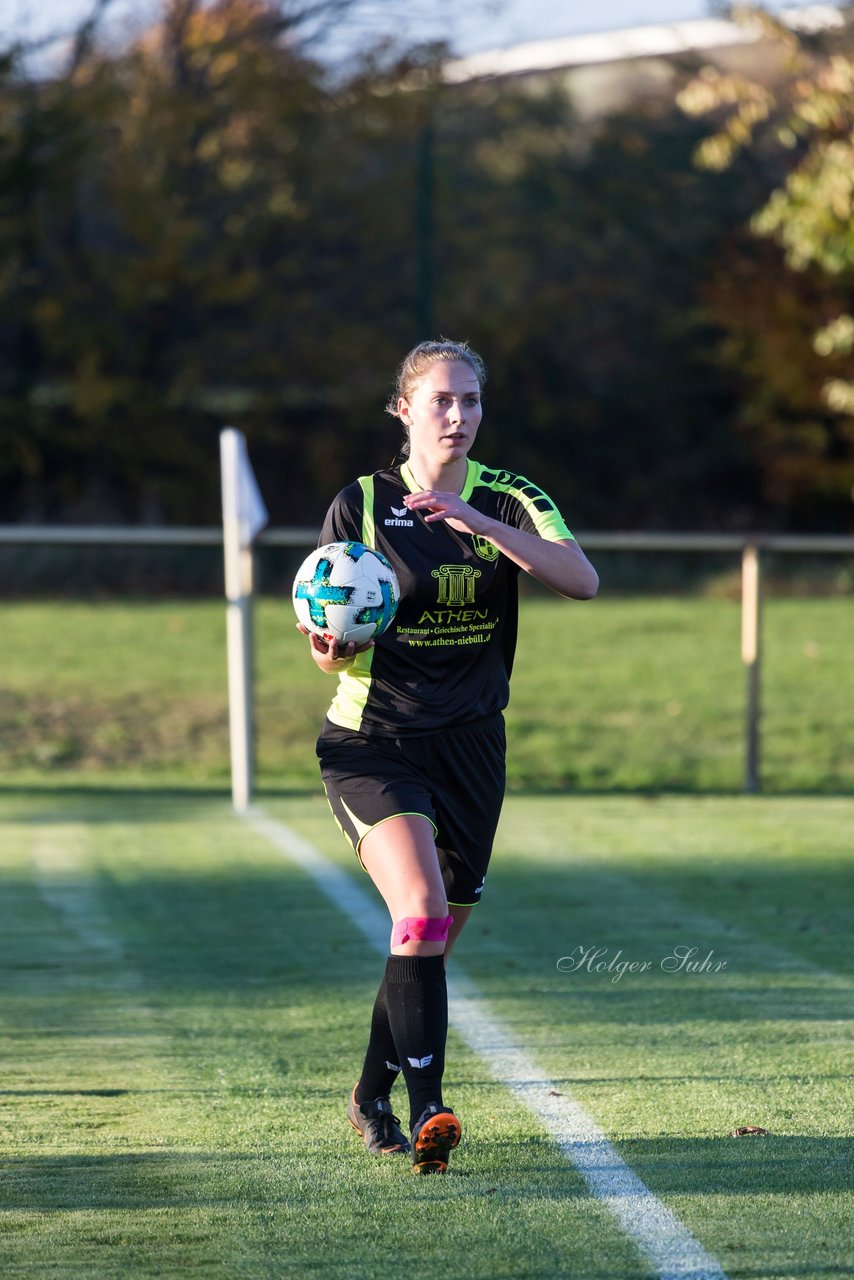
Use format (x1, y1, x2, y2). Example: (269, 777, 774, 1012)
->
(220, 428, 268, 812)
(235, 431, 269, 548)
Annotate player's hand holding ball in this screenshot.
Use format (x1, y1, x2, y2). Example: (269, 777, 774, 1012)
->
(292, 540, 400, 674)
(295, 623, 373, 672)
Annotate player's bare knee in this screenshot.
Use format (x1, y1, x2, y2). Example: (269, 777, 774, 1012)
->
(401, 892, 449, 920)
(395, 938, 447, 957)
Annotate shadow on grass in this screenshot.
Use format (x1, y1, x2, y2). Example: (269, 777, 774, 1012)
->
(1, 794, 852, 1002)
(1, 793, 852, 1071)
(2, 1135, 852, 1212)
(0, 783, 318, 826)
(0, 1151, 272, 1211)
(611, 1135, 854, 1197)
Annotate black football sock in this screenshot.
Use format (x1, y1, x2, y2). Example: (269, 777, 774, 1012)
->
(354, 972, 401, 1103)
(383, 953, 448, 1130)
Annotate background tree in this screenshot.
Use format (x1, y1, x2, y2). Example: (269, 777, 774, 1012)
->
(678, 5, 854, 525)
(1, 1, 851, 543)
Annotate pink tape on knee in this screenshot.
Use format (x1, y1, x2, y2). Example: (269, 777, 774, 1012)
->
(391, 914, 453, 946)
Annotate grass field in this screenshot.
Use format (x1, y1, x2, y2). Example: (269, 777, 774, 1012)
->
(1, 594, 852, 1277)
(1, 595, 852, 792)
(1, 788, 852, 1279)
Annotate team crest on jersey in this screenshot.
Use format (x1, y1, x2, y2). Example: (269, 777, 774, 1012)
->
(432, 563, 481, 605)
(473, 534, 499, 562)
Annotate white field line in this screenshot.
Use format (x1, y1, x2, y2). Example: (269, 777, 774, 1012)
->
(29, 820, 141, 989)
(244, 806, 728, 1280)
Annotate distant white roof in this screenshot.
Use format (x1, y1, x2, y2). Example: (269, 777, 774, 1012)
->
(443, 4, 845, 81)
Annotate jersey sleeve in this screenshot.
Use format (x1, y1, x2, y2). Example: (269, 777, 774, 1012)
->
(319, 481, 364, 546)
(488, 470, 574, 542)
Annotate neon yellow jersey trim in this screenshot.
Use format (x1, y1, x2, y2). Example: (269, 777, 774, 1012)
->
(472, 460, 574, 542)
(460, 458, 478, 501)
(327, 646, 374, 730)
(353, 810, 438, 866)
(339, 795, 374, 845)
(323, 793, 350, 845)
(399, 461, 419, 494)
(400, 458, 478, 499)
(326, 474, 378, 732)
(357, 474, 375, 547)
(401, 458, 571, 540)
(324, 793, 439, 873)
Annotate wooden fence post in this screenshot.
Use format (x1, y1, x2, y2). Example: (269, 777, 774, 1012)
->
(741, 541, 763, 794)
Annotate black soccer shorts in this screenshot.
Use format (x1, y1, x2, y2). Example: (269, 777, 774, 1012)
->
(316, 713, 506, 907)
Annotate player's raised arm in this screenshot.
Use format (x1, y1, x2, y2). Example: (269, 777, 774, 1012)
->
(401, 490, 599, 600)
(476, 526, 598, 599)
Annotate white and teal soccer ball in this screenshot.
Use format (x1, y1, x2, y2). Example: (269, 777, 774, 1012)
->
(292, 541, 400, 647)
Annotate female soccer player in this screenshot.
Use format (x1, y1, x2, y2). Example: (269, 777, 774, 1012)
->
(301, 340, 598, 1173)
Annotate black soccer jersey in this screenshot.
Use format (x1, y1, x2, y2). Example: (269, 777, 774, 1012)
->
(318, 458, 574, 735)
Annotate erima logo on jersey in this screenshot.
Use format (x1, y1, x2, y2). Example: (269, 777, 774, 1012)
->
(384, 505, 414, 527)
(407, 1054, 434, 1069)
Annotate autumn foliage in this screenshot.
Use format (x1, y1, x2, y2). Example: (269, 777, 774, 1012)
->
(0, 0, 851, 532)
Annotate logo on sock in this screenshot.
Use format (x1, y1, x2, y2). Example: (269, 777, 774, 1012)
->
(385, 1060, 401, 1072)
(407, 1054, 434, 1069)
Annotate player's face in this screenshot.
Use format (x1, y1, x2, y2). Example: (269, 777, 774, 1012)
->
(398, 361, 482, 463)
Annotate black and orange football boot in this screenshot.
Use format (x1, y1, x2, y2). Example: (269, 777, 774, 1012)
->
(410, 1102, 461, 1174)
